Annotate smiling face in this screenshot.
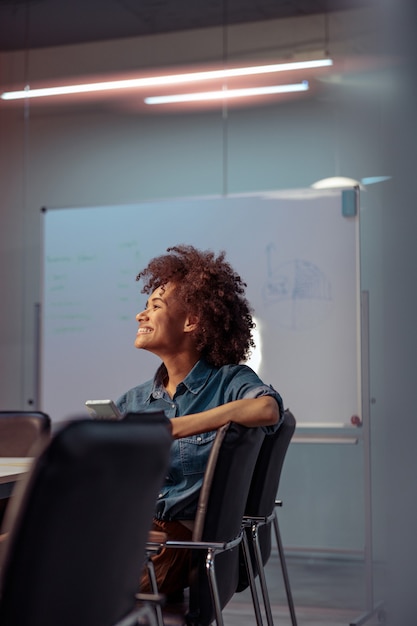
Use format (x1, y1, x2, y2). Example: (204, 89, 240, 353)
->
(134, 283, 197, 359)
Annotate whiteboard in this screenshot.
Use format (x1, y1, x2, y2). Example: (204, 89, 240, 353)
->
(41, 190, 361, 426)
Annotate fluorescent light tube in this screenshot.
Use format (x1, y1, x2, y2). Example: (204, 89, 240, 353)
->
(1, 59, 330, 101)
(144, 81, 309, 104)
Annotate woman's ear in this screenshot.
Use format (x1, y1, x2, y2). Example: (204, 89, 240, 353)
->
(184, 314, 199, 333)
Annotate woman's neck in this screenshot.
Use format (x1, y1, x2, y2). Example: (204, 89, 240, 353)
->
(162, 352, 200, 398)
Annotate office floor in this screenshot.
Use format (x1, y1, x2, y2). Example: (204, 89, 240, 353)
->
(222, 554, 386, 626)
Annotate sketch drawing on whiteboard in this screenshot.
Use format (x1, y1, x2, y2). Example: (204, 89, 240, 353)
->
(262, 244, 332, 331)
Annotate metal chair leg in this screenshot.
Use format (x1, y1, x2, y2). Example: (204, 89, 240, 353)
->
(242, 527, 265, 626)
(146, 557, 165, 626)
(273, 510, 297, 626)
(116, 604, 158, 626)
(205, 548, 224, 626)
(251, 523, 275, 626)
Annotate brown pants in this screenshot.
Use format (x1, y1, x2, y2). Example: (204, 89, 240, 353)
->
(141, 518, 193, 595)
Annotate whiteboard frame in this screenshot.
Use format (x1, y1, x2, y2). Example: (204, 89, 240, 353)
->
(39, 189, 362, 428)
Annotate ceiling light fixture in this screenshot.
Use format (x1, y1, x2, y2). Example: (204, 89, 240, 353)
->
(144, 81, 309, 104)
(311, 176, 362, 189)
(0, 58, 331, 101)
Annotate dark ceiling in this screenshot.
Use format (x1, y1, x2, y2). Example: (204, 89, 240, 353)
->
(0, 0, 373, 52)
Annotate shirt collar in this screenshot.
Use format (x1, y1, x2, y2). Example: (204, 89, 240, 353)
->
(148, 364, 167, 401)
(151, 359, 216, 397)
(182, 359, 216, 394)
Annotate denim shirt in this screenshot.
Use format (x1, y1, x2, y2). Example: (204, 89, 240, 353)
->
(116, 359, 283, 521)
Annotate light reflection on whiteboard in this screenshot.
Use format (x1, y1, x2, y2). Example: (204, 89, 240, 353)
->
(246, 316, 262, 374)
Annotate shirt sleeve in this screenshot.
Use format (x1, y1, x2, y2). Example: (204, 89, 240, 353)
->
(243, 384, 284, 434)
(115, 393, 127, 413)
(231, 365, 284, 434)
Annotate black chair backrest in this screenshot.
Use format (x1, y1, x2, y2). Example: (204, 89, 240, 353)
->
(124, 409, 171, 426)
(245, 408, 296, 519)
(0, 417, 172, 626)
(237, 408, 296, 591)
(188, 421, 265, 625)
(0, 412, 51, 457)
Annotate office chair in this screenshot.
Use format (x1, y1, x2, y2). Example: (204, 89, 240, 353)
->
(0, 411, 52, 525)
(0, 417, 172, 626)
(238, 408, 297, 626)
(0, 411, 51, 457)
(151, 421, 265, 626)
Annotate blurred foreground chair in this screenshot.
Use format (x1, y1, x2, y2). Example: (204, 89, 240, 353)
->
(237, 409, 297, 626)
(125, 410, 173, 626)
(146, 421, 265, 626)
(0, 411, 52, 526)
(0, 411, 51, 457)
(0, 417, 172, 626)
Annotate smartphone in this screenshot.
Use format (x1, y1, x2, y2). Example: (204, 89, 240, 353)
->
(85, 399, 123, 420)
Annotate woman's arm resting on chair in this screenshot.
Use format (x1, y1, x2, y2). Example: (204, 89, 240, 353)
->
(170, 395, 279, 439)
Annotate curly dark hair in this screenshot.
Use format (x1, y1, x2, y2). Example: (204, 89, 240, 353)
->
(136, 245, 255, 367)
